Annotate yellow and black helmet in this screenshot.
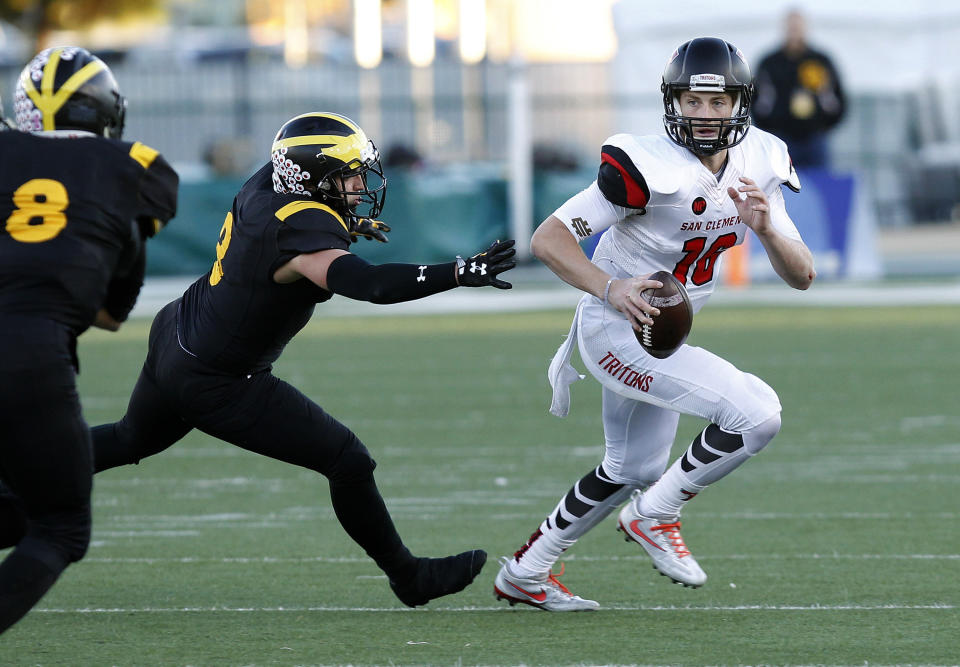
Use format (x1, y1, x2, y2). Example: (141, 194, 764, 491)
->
(14, 46, 126, 138)
(271, 112, 387, 223)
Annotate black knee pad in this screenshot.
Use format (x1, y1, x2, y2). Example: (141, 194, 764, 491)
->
(327, 433, 377, 486)
(25, 504, 92, 566)
(681, 424, 745, 472)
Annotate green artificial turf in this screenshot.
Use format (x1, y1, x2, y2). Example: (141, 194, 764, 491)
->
(2, 306, 957, 666)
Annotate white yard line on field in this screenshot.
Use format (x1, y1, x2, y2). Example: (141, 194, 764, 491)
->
(131, 275, 960, 320)
(32, 603, 957, 614)
(92, 510, 960, 524)
(79, 553, 959, 564)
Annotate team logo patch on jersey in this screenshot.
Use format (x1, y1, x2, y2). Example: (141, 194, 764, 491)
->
(692, 197, 707, 215)
(570, 216, 593, 238)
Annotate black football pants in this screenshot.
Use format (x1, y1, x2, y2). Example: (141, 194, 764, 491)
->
(91, 302, 417, 580)
(0, 316, 92, 634)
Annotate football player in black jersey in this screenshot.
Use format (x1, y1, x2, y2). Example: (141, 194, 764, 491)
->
(0, 92, 12, 130)
(0, 47, 178, 634)
(92, 112, 515, 608)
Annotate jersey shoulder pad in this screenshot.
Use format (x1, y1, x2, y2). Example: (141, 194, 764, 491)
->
(598, 134, 650, 208)
(600, 134, 685, 204)
(108, 137, 161, 171)
(273, 198, 351, 254)
(274, 199, 348, 231)
(744, 127, 801, 193)
(126, 141, 162, 170)
(113, 138, 179, 225)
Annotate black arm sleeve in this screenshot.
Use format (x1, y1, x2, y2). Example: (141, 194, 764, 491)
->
(326, 253, 458, 304)
(102, 239, 147, 322)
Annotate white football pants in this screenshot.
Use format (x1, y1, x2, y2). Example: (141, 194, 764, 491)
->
(550, 294, 782, 486)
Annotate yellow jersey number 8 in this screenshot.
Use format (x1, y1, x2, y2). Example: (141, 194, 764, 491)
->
(5, 178, 70, 243)
(209, 211, 234, 286)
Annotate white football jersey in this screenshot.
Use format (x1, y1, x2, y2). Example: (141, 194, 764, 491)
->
(553, 127, 803, 312)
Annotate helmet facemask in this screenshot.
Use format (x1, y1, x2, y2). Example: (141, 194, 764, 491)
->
(663, 83, 751, 156)
(661, 38, 754, 156)
(316, 141, 387, 225)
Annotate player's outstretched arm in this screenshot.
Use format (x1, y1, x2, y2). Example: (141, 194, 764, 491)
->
(278, 239, 517, 304)
(454, 239, 516, 289)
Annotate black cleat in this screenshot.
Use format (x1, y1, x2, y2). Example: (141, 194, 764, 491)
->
(389, 549, 487, 607)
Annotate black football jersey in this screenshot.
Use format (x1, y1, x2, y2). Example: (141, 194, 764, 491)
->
(0, 131, 178, 334)
(178, 163, 352, 374)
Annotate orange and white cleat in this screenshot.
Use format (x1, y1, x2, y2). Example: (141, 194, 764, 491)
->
(493, 558, 599, 611)
(617, 490, 706, 587)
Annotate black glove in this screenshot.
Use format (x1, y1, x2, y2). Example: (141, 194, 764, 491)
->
(350, 218, 391, 243)
(136, 216, 163, 239)
(455, 239, 516, 289)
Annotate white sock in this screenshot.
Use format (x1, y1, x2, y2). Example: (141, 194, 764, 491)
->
(637, 463, 705, 519)
(511, 520, 577, 578)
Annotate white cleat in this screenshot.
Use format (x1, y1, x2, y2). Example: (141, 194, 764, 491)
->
(493, 557, 599, 611)
(617, 491, 707, 588)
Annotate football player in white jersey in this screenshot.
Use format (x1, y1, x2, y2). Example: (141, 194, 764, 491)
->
(494, 37, 816, 611)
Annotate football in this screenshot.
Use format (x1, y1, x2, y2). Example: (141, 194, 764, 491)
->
(636, 270, 694, 359)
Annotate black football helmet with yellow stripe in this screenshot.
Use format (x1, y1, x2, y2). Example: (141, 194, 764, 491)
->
(14, 46, 126, 138)
(271, 112, 387, 226)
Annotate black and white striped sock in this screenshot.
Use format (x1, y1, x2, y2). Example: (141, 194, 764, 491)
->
(512, 464, 633, 576)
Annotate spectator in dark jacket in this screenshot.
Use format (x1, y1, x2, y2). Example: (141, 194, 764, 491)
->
(752, 9, 846, 169)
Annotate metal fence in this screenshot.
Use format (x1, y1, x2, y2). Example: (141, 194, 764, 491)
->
(2, 58, 947, 227)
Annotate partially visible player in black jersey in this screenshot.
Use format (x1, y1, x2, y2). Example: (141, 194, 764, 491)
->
(92, 112, 515, 608)
(0, 47, 178, 634)
(0, 92, 12, 130)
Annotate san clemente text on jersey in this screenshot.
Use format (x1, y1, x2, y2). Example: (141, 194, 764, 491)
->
(679, 215, 741, 232)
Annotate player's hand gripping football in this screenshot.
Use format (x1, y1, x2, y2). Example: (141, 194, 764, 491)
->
(455, 239, 516, 289)
(350, 218, 391, 243)
(606, 274, 663, 331)
(727, 176, 771, 235)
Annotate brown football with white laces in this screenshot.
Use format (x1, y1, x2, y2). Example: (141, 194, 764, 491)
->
(636, 270, 693, 359)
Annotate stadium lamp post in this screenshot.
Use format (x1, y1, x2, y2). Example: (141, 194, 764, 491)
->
(459, 0, 487, 162)
(505, 7, 533, 262)
(407, 0, 436, 169)
(283, 0, 309, 68)
(354, 0, 384, 154)
(354, 0, 384, 69)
